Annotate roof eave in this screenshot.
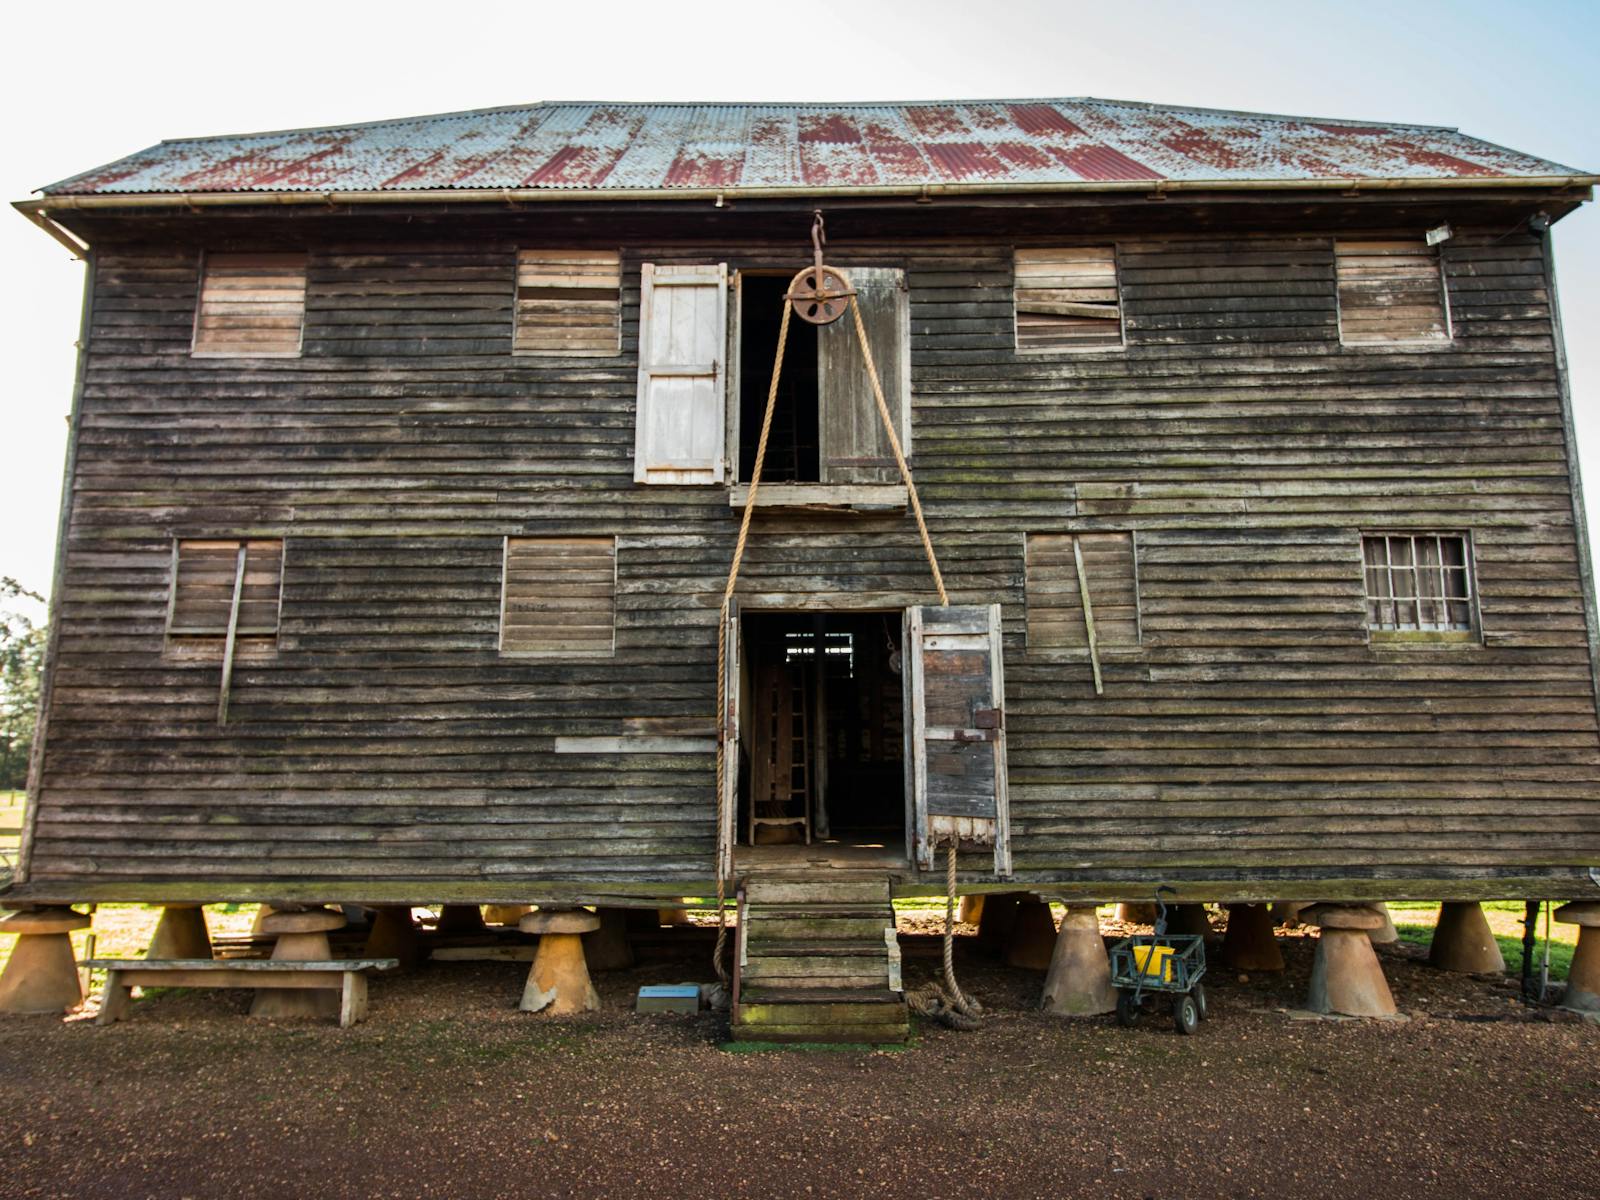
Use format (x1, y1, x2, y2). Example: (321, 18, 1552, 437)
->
(20, 174, 1600, 212)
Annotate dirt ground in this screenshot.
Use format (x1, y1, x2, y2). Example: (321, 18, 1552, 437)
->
(1, 908, 1596, 1200)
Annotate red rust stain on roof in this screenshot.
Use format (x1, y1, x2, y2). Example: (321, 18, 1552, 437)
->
(664, 150, 744, 188)
(175, 145, 307, 191)
(859, 119, 927, 177)
(798, 144, 878, 187)
(925, 142, 1006, 180)
(798, 114, 862, 144)
(903, 105, 970, 139)
(1158, 123, 1243, 170)
(991, 142, 1056, 171)
(524, 144, 625, 187)
(1050, 144, 1163, 181)
(380, 150, 450, 188)
(1388, 144, 1502, 177)
(1006, 103, 1084, 137)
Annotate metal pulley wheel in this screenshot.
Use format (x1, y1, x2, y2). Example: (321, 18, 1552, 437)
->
(787, 263, 853, 325)
(785, 209, 854, 325)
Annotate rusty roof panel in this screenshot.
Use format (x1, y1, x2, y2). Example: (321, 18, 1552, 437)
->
(39, 98, 1590, 196)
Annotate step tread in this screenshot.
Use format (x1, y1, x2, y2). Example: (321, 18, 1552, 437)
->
(739, 986, 904, 1005)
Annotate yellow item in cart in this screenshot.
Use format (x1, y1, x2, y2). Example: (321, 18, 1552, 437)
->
(1131, 943, 1176, 983)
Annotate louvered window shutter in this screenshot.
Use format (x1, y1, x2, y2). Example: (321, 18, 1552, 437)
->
(192, 253, 307, 356)
(514, 250, 621, 355)
(1336, 241, 1451, 343)
(168, 539, 284, 643)
(500, 538, 617, 657)
(1014, 248, 1123, 351)
(1026, 532, 1140, 651)
(817, 267, 909, 484)
(634, 263, 728, 485)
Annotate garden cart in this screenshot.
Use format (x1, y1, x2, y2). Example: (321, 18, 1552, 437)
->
(1109, 892, 1209, 1034)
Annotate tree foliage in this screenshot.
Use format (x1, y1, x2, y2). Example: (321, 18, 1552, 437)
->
(0, 578, 46, 792)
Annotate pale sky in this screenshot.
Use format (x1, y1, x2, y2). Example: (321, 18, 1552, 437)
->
(4, 0, 1597, 618)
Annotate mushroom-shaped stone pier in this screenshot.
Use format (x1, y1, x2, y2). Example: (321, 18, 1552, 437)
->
(519, 909, 601, 1015)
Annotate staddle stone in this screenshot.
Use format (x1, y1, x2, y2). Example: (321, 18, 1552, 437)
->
(364, 906, 420, 972)
(1428, 902, 1504, 974)
(250, 906, 345, 1020)
(1004, 897, 1058, 971)
(484, 904, 532, 927)
(520, 910, 600, 1015)
(1166, 903, 1212, 938)
(583, 908, 635, 972)
(975, 893, 1021, 957)
(1303, 904, 1396, 1017)
(1368, 902, 1399, 944)
(1220, 904, 1284, 972)
(1039, 904, 1116, 1016)
(0, 908, 91, 1015)
(1555, 902, 1600, 1013)
(519, 909, 601, 937)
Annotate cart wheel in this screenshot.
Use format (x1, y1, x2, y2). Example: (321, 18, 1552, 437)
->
(1116, 991, 1140, 1027)
(1172, 993, 1199, 1036)
(1192, 981, 1208, 1021)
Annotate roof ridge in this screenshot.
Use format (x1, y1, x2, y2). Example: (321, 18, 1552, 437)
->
(147, 96, 1462, 150)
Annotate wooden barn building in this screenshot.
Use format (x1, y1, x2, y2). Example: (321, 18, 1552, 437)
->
(6, 98, 1600, 1036)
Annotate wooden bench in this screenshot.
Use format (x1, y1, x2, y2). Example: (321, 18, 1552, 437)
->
(82, 958, 399, 1028)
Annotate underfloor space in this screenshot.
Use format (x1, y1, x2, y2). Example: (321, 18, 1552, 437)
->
(0, 905, 1594, 1199)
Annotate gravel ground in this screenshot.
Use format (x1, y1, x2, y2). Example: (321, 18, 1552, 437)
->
(1, 910, 1596, 1200)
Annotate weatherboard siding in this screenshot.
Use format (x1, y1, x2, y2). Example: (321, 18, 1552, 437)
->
(26, 215, 1600, 897)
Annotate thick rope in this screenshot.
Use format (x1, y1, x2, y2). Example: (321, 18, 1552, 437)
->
(712, 300, 794, 984)
(905, 842, 984, 1030)
(848, 298, 948, 607)
(713, 285, 973, 1028)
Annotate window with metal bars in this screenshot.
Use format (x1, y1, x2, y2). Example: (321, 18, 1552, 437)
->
(1362, 534, 1474, 634)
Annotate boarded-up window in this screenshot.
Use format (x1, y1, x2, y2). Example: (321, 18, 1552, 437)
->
(514, 250, 622, 355)
(1014, 248, 1123, 351)
(192, 253, 306, 356)
(500, 537, 616, 656)
(1026, 532, 1140, 651)
(1363, 534, 1473, 633)
(635, 263, 728, 485)
(167, 539, 283, 649)
(1336, 241, 1450, 344)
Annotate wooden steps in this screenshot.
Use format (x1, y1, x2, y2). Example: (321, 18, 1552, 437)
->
(731, 873, 908, 1044)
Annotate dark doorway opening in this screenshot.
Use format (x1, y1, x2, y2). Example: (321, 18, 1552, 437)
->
(738, 275, 820, 482)
(737, 611, 905, 850)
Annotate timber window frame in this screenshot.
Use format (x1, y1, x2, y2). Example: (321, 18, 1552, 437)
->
(726, 266, 912, 498)
(1013, 246, 1126, 353)
(1334, 240, 1453, 347)
(1361, 532, 1478, 643)
(512, 250, 623, 356)
(498, 536, 617, 658)
(191, 252, 307, 358)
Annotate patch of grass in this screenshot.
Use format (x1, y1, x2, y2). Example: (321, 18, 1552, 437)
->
(1392, 921, 1572, 981)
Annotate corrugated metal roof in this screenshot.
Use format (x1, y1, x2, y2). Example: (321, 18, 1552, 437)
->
(40, 98, 1590, 197)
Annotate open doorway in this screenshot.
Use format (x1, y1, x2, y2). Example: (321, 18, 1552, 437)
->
(738, 274, 820, 482)
(736, 611, 905, 855)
